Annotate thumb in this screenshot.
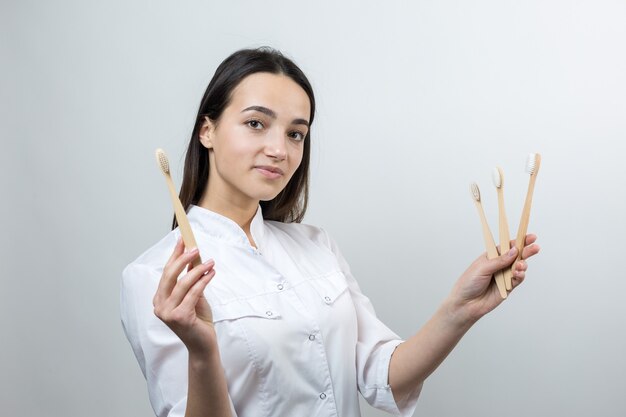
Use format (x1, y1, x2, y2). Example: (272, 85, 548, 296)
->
(484, 246, 518, 274)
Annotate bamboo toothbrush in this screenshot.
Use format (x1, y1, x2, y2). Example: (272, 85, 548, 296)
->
(493, 167, 513, 290)
(470, 183, 508, 299)
(155, 148, 202, 268)
(512, 153, 541, 274)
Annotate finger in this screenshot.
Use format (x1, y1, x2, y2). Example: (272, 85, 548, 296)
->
(178, 269, 216, 313)
(166, 237, 185, 266)
(480, 246, 518, 274)
(167, 259, 215, 308)
(186, 254, 202, 273)
(154, 238, 186, 305)
(171, 248, 199, 276)
(171, 259, 215, 302)
(157, 247, 200, 303)
(167, 247, 201, 282)
(507, 260, 529, 293)
(521, 243, 540, 260)
(525, 234, 537, 245)
(508, 234, 537, 250)
(511, 271, 525, 289)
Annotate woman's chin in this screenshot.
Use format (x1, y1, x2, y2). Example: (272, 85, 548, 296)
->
(247, 180, 290, 203)
(259, 192, 282, 202)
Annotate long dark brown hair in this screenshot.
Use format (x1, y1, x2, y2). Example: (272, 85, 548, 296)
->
(173, 47, 315, 229)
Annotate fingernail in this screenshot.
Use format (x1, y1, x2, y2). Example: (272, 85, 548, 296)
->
(508, 247, 518, 257)
(203, 259, 215, 265)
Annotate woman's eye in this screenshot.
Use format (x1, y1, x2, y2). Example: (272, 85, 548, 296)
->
(246, 119, 264, 129)
(289, 131, 305, 141)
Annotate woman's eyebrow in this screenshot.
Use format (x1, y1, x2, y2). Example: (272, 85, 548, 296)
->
(292, 118, 309, 127)
(242, 105, 309, 127)
(242, 105, 276, 118)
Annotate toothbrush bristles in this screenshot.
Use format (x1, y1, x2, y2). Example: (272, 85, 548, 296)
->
(526, 153, 537, 175)
(492, 167, 502, 188)
(155, 149, 170, 174)
(470, 182, 481, 201)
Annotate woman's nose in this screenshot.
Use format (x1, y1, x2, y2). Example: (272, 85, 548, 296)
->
(265, 132, 287, 161)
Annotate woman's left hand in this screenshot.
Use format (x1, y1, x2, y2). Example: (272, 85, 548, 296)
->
(448, 234, 540, 324)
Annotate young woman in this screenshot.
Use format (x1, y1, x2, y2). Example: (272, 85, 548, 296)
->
(120, 47, 540, 417)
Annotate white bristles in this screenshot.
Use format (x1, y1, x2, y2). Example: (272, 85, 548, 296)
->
(155, 148, 170, 174)
(492, 167, 502, 188)
(525, 153, 537, 175)
(470, 182, 481, 201)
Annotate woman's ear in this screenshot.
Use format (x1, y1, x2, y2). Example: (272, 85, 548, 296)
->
(199, 116, 215, 149)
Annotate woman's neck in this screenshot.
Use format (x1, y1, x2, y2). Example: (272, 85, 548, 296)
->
(197, 193, 259, 248)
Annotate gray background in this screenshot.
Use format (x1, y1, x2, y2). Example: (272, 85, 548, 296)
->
(2, 0, 625, 416)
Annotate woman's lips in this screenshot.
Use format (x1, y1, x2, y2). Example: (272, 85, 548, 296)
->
(255, 166, 284, 179)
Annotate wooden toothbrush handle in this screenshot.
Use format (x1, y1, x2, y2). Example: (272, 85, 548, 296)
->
(514, 154, 541, 269)
(497, 188, 513, 290)
(165, 174, 202, 268)
(513, 174, 538, 268)
(494, 270, 507, 299)
(475, 202, 508, 299)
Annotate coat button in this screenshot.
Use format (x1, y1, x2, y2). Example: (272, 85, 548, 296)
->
(265, 311, 273, 317)
(277, 284, 284, 290)
(324, 296, 331, 303)
(308, 334, 316, 341)
(319, 393, 326, 399)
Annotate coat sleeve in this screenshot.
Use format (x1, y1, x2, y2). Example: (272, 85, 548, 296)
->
(120, 262, 238, 417)
(321, 229, 423, 417)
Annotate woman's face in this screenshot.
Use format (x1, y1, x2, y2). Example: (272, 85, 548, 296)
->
(200, 72, 311, 208)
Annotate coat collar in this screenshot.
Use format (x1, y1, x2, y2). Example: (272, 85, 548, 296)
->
(187, 205, 265, 250)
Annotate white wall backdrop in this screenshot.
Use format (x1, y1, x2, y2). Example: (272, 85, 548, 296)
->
(2, 1, 625, 416)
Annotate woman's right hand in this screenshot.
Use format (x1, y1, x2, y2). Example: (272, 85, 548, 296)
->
(153, 237, 218, 355)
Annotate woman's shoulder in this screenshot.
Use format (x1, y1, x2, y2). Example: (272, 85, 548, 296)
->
(122, 230, 179, 286)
